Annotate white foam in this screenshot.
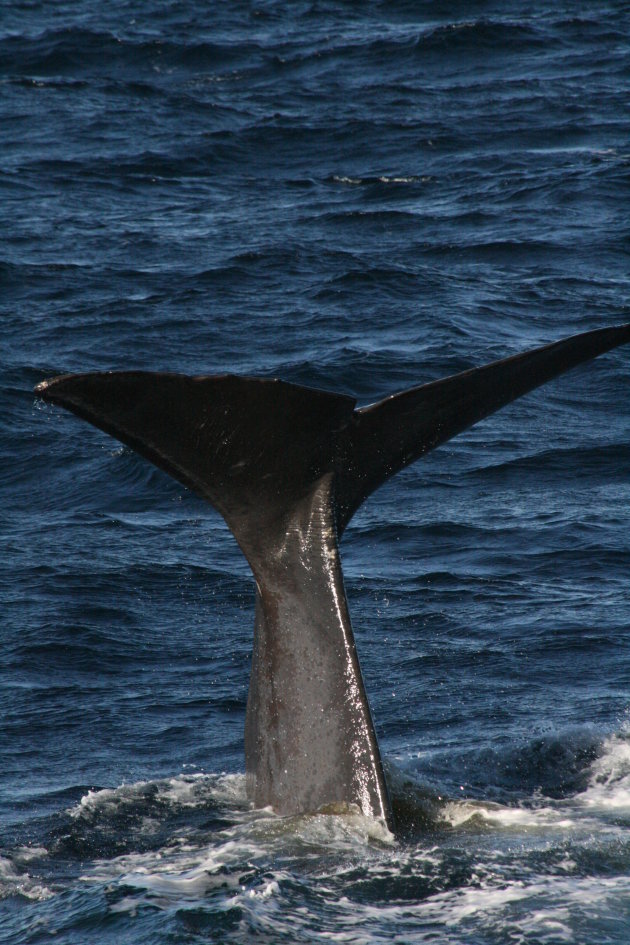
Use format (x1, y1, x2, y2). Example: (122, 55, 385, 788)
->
(74, 782, 394, 917)
(435, 873, 630, 940)
(69, 772, 248, 819)
(325, 869, 630, 944)
(71, 782, 147, 817)
(0, 855, 53, 902)
(580, 732, 630, 810)
(291, 807, 394, 848)
(58, 753, 630, 938)
(247, 879, 279, 900)
(441, 798, 576, 830)
(377, 175, 419, 184)
(13, 846, 49, 865)
(332, 174, 423, 186)
(160, 772, 247, 808)
(437, 880, 533, 921)
(108, 896, 142, 915)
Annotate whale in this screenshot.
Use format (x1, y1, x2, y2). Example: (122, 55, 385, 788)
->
(36, 324, 630, 831)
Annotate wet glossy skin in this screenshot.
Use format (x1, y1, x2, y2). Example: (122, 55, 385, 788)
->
(244, 474, 390, 824)
(36, 323, 630, 829)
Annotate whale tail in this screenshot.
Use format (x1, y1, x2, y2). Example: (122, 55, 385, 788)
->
(36, 370, 357, 569)
(35, 323, 630, 824)
(35, 324, 630, 544)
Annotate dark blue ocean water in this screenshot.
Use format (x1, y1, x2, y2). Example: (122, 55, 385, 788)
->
(2, 2, 630, 942)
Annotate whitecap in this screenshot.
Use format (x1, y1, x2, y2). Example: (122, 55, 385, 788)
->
(0, 854, 53, 902)
(579, 730, 630, 810)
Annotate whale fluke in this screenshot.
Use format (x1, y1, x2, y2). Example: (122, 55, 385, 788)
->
(35, 371, 357, 565)
(335, 323, 630, 529)
(36, 323, 630, 827)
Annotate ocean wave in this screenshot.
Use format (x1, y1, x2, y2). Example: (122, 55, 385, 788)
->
(5, 735, 630, 938)
(0, 28, 266, 77)
(69, 773, 247, 820)
(31, 750, 630, 941)
(0, 852, 52, 902)
(60, 774, 394, 889)
(408, 725, 630, 812)
(468, 443, 630, 482)
(579, 730, 630, 811)
(268, 19, 548, 75)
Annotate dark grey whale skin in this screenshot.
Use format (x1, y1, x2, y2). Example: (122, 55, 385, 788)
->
(36, 324, 630, 830)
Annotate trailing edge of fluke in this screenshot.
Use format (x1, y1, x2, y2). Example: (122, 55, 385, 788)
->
(36, 323, 630, 830)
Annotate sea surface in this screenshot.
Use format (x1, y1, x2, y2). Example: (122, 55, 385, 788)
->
(2, 2, 630, 942)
